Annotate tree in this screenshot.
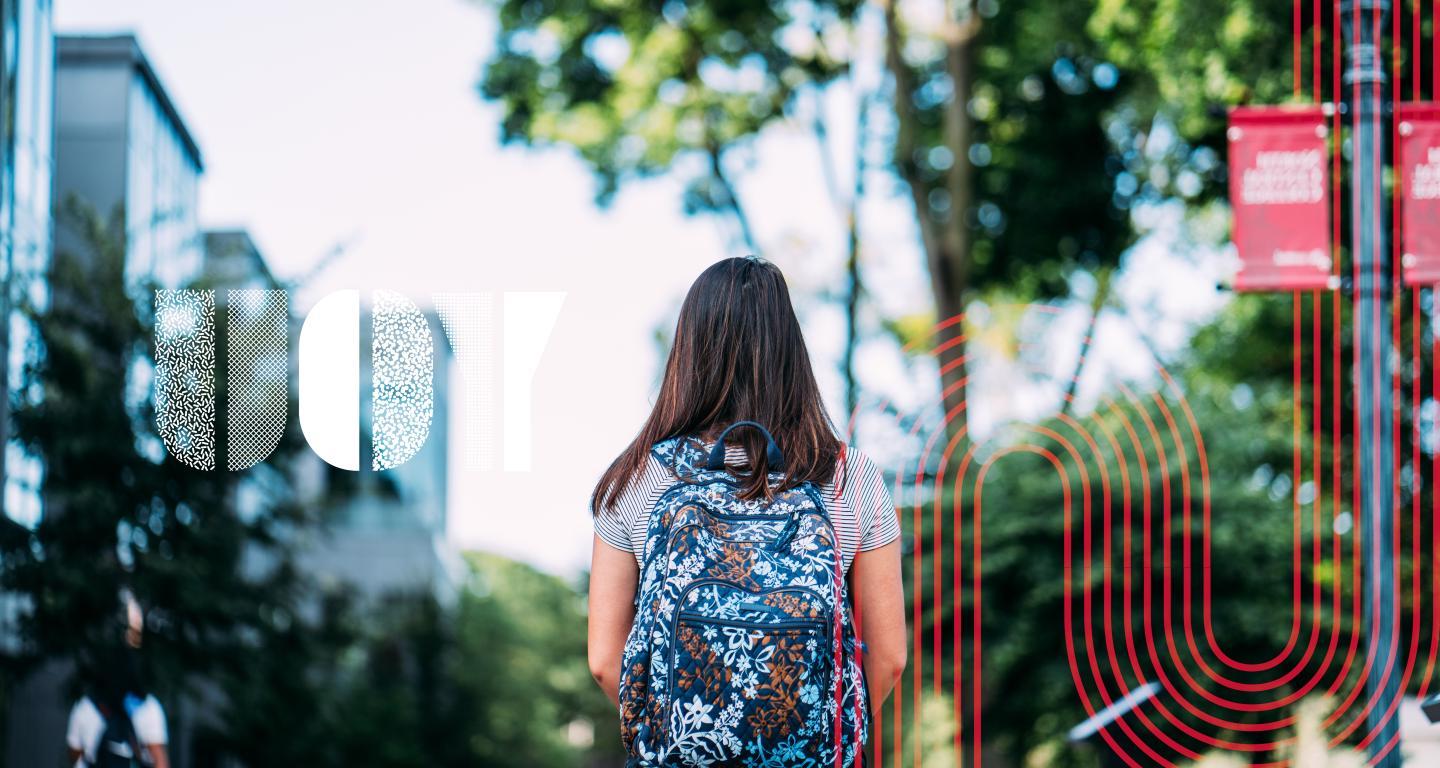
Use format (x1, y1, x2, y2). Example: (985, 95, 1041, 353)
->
(200, 555, 621, 768)
(476, 0, 1136, 436)
(927, 2, 1440, 761)
(475, 1, 1440, 765)
(0, 199, 317, 750)
(0, 199, 623, 768)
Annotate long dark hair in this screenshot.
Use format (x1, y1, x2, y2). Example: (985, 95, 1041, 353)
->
(592, 256, 842, 511)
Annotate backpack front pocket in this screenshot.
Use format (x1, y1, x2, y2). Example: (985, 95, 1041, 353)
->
(667, 614, 830, 764)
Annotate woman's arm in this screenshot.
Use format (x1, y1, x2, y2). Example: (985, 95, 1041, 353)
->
(146, 744, 170, 768)
(587, 534, 639, 706)
(849, 539, 907, 713)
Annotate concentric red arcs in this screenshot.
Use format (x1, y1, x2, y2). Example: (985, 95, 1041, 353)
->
(844, 303, 1438, 768)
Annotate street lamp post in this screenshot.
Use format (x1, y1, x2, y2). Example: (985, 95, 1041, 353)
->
(1340, 1, 1401, 765)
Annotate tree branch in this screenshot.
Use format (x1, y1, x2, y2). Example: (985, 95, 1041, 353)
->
(843, 91, 871, 431)
(938, 0, 977, 294)
(884, 0, 980, 438)
(882, 0, 942, 264)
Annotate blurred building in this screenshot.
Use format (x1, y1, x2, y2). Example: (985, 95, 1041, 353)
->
(201, 230, 463, 602)
(302, 308, 463, 603)
(200, 228, 294, 534)
(0, 1, 58, 765)
(5, 29, 206, 768)
(53, 33, 203, 289)
(202, 229, 276, 291)
(0, 0, 53, 531)
(3, 27, 461, 768)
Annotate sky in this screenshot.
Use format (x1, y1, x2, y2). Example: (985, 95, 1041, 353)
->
(54, 0, 1226, 575)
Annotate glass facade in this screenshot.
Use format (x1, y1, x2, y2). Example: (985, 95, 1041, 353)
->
(52, 35, 203, 292)
(48, 36, 204, 503)
(124, 68, 201, 289)
(0, 0, 52, 528)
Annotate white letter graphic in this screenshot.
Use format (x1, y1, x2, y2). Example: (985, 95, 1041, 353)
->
(299, 289, 360, 470)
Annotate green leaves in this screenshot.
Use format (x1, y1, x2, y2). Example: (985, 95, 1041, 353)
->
(1092, 0, 1296, 135)
(479, 0, 857, 206)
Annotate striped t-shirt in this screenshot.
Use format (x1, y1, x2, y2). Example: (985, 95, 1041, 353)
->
(592, 441, 900, 574)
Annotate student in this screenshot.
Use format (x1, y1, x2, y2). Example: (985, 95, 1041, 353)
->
(588, 256, 907, 766)
(66, 646, 169, 768)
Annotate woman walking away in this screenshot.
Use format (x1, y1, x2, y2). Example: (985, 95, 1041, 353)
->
(588, 256, 907, 767)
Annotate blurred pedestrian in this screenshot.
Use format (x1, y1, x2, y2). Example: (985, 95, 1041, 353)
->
(65, 642, 169, 768)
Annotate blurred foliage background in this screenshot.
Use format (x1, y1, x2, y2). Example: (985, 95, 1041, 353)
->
(0, 204, 622, 767)
(478, 0, 1438, 762)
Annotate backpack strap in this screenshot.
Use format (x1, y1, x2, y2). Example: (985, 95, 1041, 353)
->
(650, 435, 709, 480)
(801, 482, 829, 518)
(91, 695, 143, 766)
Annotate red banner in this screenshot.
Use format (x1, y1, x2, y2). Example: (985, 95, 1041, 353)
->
(1227, 106, 1334, 291)
(1400, 104, 1440, 286)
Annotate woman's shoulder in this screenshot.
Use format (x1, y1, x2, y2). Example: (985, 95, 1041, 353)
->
(604, 449, 676, 508)
(823, 446, 898, 526)
(68, 695, 100, 722)
(832, 444, 882, 479)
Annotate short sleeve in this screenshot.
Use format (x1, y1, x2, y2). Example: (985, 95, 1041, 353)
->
(592, 504, 633, 553)
(131, 696, 168, 745)
(591, 453, 669, 556)
(65, 700, 88, 751)
(847, 450, 900, 551)
(66, 698, 102, 763)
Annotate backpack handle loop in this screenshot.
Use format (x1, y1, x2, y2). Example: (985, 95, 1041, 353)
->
(705, 421, 784, 471)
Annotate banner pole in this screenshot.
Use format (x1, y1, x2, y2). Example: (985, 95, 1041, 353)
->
(1341, 1, 1401, 765)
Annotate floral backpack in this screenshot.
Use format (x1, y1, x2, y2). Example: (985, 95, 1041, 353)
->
(618, 421, 870, 767)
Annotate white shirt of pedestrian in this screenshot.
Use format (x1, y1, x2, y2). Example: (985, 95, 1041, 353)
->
(66, 694, 168, 767)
